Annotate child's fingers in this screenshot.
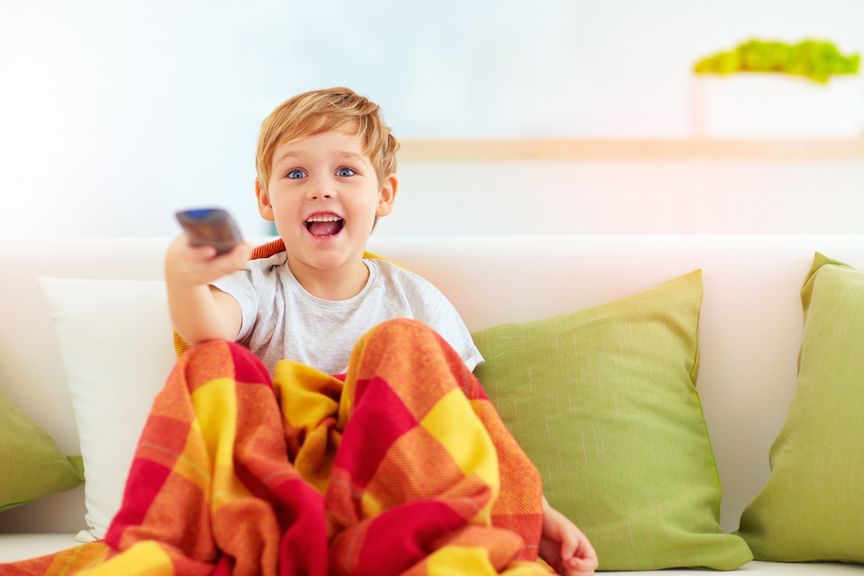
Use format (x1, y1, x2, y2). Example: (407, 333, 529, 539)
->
(562, 537, 598, 574)
(579, 537, 598, 564)
(560, 539, 577, 562)
(564, 559, 596, 576)
(193, 242, 250, 265)
(569, 530, 596, 559)
(175, 234, 217, 260)
(186, 243, 246, 278)
(559, 528, 591, 561)
(231, 242, 253, 261)
(178, 235, 249, 262)
(566, 549, 599, 572)
(567, 553, 597, 566)
(189, 245, 218, 260)
(210, 244, 250, 274)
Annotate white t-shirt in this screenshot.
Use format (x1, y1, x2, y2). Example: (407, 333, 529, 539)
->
(211, 252, 484, 375)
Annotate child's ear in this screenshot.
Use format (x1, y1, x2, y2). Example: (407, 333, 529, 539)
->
(376, 174, 398, 217)
(256, 179, 275, 221)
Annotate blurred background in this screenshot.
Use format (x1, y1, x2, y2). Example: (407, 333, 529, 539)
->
(1, 0, 863, 239)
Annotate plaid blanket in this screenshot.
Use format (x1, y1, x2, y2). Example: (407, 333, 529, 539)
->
(1, 319, 547, 575)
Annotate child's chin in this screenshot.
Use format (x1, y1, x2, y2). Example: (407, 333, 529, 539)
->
(304, 249, 352, 267)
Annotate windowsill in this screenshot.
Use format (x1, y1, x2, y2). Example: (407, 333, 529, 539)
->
(398, 138, 864, 161)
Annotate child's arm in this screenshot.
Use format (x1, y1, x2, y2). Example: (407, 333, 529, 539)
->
(164, 234, 251, 345)
(539, 496, 598, 576)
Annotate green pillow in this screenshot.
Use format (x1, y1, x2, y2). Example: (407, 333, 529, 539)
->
(0, 390, 84, 511)
(473, 270, 752, 571)
(738, 253, 864, 562)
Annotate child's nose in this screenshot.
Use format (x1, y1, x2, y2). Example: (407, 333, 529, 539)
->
(305, 179, 336, 200)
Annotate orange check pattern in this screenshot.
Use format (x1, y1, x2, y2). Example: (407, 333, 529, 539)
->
(2, 319, 548, 575)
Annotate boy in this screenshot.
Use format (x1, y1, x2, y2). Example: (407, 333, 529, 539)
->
(165, 87, 597, 576)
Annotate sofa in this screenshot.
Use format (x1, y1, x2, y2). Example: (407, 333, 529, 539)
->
(1, 234, 863, 575)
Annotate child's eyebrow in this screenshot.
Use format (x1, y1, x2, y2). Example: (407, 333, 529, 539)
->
(336, 151, 367, 163)
(273, 151, 367, 167)
(273, 151, 301, 167)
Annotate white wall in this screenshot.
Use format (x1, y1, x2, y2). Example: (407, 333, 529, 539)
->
(383, 160, 864, 236)
(1, 0, 863, 239)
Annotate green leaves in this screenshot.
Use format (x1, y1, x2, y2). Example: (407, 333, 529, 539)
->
(694, 39, 860, 84)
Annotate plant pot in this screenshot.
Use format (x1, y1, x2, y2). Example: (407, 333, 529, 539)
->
(691, 74, 864, 138)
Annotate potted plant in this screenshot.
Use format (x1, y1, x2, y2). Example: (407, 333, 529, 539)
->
(691, 38, 862, 138)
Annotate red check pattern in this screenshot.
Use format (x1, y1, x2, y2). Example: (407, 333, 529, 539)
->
(2, 317, 547, 575)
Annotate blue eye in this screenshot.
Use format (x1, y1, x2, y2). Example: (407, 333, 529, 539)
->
(336, 167, 356, 177)
(287, 169, 306, 180)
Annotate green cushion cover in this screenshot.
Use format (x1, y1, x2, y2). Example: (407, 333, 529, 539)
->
(0, 390, 84, 511)
(738, 253, 864, 563)
(473, 270, 751, 570)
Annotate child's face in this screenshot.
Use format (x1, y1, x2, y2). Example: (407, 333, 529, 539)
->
(257, 129, 396, 276)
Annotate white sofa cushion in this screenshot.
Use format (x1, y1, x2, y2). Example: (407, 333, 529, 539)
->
(38, 278, 177, 539)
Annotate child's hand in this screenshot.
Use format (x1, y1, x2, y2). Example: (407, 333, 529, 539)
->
(165, 234, 251, 288)
(164, 234, 248, 345)
(539, 500, 598, 576)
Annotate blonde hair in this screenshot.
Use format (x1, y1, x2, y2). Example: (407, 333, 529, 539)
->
(255, 87, 399, 193)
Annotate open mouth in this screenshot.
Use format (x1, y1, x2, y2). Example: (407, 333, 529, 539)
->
(305, 214, 345, 238)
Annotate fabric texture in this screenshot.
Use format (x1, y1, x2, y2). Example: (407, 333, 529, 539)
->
(38, 277, 177, 539)
(738, 253, 864, 563)
(2, 319, 547, 575)
(210, 242, 483, 374)
(472, 270, 752, 571)
(0, 390, 83, 511)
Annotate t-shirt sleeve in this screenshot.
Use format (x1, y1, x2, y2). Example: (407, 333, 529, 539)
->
(405, 275, 485, 372)
(211, 267, 258, 343)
